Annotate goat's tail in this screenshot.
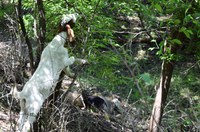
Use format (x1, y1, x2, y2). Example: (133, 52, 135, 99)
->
(10, 86, 21, 99)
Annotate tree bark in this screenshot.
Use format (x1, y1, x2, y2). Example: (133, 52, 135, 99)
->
(16, 0, 34, 73)
(149, 60, 174, 132)
(32, 1, 46, 130)
(48, 71, 65, 107)
(34, 0, 46, 68)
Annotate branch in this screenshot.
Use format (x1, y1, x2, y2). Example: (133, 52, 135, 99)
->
(137, 11, 153, 40)
(110, 40, 144, 96)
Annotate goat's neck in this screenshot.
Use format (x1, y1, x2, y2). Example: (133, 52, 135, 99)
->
(51, 32, 67, 47)
(58, 31, 67, 39)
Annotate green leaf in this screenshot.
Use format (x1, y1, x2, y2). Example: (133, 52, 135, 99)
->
(184, 31, 191, 38)
(155, 4, 162, 12)
(174, 19, 181, 25)
(179, 27, 187, 32)
(171, 39, 182, 45)
(187, 30, 193, 35)
(140, 73, 153, 85)
(179, 27, 193, 39)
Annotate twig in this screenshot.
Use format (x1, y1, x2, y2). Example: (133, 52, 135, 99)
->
(182, 60, 200, 75)
(110, 40, 144, 96)
(110, 40, 134, 77)
(137, 11, 153, 40)
(135, 80, 144, 97)
(82, 0, 101, 55)
(126, 88, 132, 105)
(0, 93, 11, 99)
(0, 84, 12, 99)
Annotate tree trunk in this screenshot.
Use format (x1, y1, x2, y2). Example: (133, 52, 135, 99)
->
(48, 71, 65, 107)
(32, 1, 46, 130)
(34, 0, 46, 68)
(149, 60, 174, 132)
(16, 0, 34, 73)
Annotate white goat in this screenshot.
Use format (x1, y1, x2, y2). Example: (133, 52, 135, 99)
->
(12, 14, 82, 131)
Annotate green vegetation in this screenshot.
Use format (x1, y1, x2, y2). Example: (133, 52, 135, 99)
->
(0, 0, 199, 131)
(0, 5, 13, 18)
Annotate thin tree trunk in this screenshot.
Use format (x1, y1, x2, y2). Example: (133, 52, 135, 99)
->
(16, 0, 34, 74)
(149, 60, 174, 132)
(48, 71, 65, 107)
(32, 0, 46, 131)
(34, 0, 46, 68)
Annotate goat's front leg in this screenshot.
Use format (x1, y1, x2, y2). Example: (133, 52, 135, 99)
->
(64, 56, 75, 66)
(63, 56, 75, 78)
(63, 66, 75, 78)
(63, 57, 87, 78)
(74, 58, 88, 65)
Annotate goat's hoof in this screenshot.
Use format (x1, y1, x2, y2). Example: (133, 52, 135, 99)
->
(81, 59, 88, 65)
(70, 56, 75, 62)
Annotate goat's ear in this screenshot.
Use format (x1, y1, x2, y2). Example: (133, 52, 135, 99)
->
(66, 25, 75, 42)
(68, 28, 75, 42)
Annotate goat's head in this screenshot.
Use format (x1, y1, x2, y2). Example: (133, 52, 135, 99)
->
(58, 13, 79, 43)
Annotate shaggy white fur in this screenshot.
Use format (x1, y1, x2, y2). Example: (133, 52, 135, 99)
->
(12, 31, 77, 132)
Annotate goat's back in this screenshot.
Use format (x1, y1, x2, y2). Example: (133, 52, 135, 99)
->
(20, 32, 69, 99)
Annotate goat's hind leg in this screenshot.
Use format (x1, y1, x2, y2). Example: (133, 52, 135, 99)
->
(18, 99, 28, 131)
(23, 115, 36, 132)
(23, 102, 43, 132)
